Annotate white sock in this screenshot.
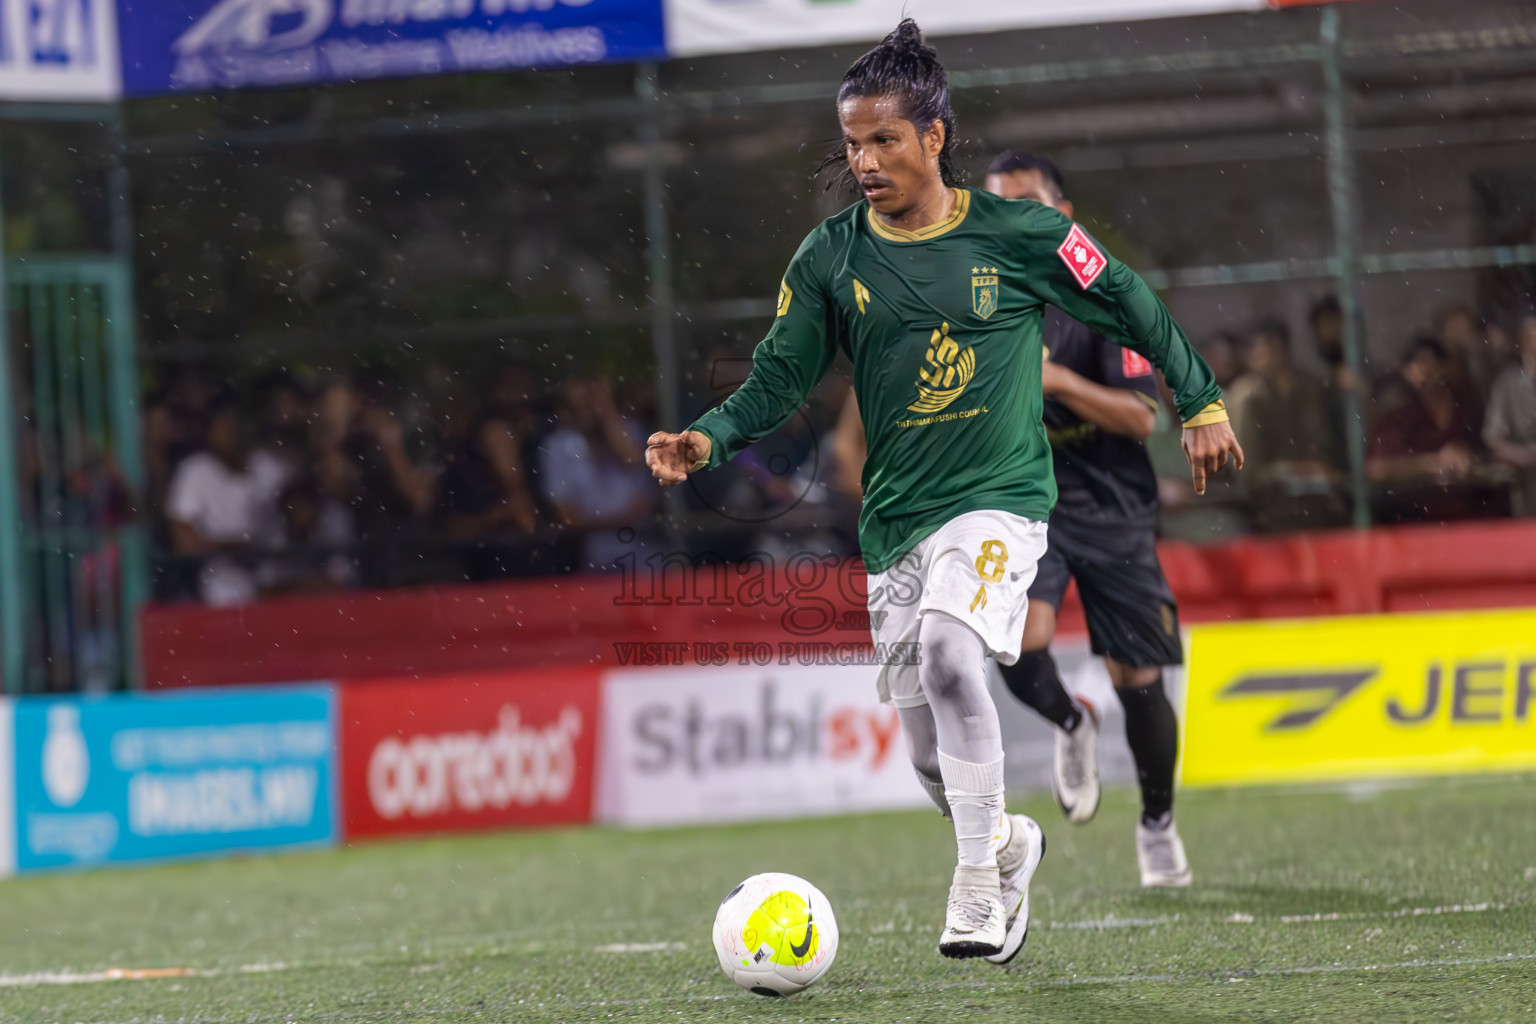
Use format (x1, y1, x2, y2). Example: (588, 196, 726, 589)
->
(939, 751, 1006, 868)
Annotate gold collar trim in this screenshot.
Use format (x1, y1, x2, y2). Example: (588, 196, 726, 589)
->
(866, 188, 970, 242)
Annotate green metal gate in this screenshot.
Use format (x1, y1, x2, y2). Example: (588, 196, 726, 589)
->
(0, 257, 144, 693)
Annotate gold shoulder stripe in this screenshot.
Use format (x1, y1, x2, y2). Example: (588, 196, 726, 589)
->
(1182, 400, 1229, 428)
(776, 279, 792, 317)
(866, 189, 971, 242)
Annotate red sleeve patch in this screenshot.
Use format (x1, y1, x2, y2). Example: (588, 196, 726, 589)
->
(1056, 223, 1107, 290)
(1122, 348, 1153, 378)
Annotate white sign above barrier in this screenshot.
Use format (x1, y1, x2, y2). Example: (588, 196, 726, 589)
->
(664, 0, 1267, 59)
(0, 0, 121, 101)
(596, 663, 927, 827)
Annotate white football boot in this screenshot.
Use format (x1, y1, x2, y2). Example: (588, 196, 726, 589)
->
(1136, 813, 1193, 888)
(937, 863, 1007, 958)
(1053, 698, 1101, 824)
(986, 814, 1046, 965)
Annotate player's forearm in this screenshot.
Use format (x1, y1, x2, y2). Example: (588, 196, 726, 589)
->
(1049, 372, 1157, 441)
(688, 341, 825, 470)
(1096, 264, 1223, 423)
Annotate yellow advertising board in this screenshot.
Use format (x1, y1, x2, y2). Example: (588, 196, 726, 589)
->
(1182, 609, 1536, 786)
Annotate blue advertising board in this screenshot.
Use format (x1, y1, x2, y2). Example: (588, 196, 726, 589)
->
(116, 0, 667, 96)
(12, 687, 336, 872)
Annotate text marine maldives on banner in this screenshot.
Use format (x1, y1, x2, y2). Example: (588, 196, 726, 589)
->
(116, 0, 668, 96)
(12, 688, 337, 872)
(339, 668, 601, 839)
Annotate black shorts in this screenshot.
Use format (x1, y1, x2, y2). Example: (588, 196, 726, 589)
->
(1027, 514, 1183, 668)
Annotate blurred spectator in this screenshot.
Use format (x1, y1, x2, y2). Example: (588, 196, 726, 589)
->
(1234, 317, 1348, 530)
(1368, 338, 1480, 523)
(436, 366, 547, 577)
(1483, 312, 1536, 516)
(258, 475, 357, 594)
(164, 395, 290, 605)
(314, 374, 433, 586)
(143, 367, 216, 525)
(1427, 303, 1491, 439)
(1435, 303, 1509, 406)
(1309, 295, 1353, 391)
(1197, 331, 1243, 390)
(1308, 295, 1362, 484)
(254, 369, 315, 477)
(537, 375, 657, 569)
(1221, 328, 1264, 459)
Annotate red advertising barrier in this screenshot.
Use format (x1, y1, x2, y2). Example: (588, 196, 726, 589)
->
(143, 520, 1536, 689)
(339, 667, 601, 839)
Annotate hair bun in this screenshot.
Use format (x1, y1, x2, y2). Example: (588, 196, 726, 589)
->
(888, 18, 926, 53)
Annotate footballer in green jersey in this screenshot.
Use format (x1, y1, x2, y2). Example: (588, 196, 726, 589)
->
(647, 19, 1243, 965)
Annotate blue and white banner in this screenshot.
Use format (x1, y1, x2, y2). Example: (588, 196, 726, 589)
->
(116, 0, 667, 96)
(0, 0, 121, 100)
(12, 687, 336, 872)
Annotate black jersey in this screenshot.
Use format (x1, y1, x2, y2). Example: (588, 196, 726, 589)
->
(1042, 307, 1162, 527)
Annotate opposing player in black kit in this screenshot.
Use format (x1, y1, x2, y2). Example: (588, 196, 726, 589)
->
(986, 152, 1208, 887)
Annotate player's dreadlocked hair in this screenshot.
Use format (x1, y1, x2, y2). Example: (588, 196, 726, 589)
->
(817, 19, 962, 195)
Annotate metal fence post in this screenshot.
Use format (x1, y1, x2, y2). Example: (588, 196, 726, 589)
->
(0, 143, 21, 693)
(107, 113, 147, 689)
(1321, 6, 1372, 528)
(637, 62, 686, 538)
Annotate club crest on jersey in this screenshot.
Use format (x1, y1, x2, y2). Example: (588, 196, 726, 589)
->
(776, 279, 793, 317)
(1057, 224, 1106, 290)
(971, 267, 999, 319)
(909, 322, 976, 414)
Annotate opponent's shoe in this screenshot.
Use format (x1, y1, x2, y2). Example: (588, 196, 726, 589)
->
(1053, 697, 1101, 824)
(937, 864, 1007, 958)
(986, 814, 1046, 965)
(1136, 813, 1193, 888)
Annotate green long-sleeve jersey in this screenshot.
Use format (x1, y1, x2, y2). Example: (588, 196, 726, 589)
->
(688, 187, 1225, 574)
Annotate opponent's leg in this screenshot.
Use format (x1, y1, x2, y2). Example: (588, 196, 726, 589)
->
(999, 603, 1101, 823)
(1109, 661, 1191, 887)
(998, 602, 1082, 731)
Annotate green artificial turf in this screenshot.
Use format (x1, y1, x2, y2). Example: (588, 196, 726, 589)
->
(2, 776, 1533, 1023)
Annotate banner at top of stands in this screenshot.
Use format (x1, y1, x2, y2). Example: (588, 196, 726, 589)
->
(115, 0, 668, 96)
(12, 0, 1283, 101)
(0, 0, 121, 100)
(662, 0, 1268, 59)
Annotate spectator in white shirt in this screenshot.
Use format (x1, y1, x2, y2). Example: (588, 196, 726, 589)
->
(164, 397, 290, 605)
(1484, 313, 1536, 516)
(538, 376, 656, 569)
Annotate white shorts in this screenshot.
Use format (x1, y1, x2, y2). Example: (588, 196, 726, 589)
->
(869, 509, 1048, 709)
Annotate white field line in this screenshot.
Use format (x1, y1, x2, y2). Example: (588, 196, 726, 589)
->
(1045, 901, 1508, 932)
(479, 953, 1536, 1011)
(0, 902, 1519, 992)
(0, 961, 303, 988)
(1275, 901, 1504, 924)
(1048, 914, 1179, 931)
